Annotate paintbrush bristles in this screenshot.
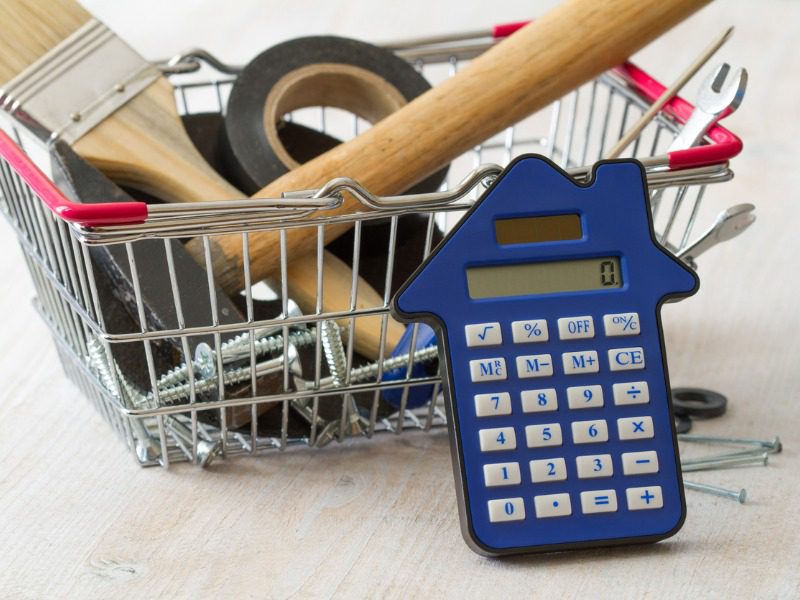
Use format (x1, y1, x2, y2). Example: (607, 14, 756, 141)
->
(0, 0, 91, 83)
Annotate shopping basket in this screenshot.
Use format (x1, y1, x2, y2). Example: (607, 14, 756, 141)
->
(0, 24, 746, 467)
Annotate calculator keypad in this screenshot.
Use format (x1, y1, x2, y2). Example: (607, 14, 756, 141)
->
(470, 312, 674, 531)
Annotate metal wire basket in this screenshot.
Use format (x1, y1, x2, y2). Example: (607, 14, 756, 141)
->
(0, 26, 746, 468)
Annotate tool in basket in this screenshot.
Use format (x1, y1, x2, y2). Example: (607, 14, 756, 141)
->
(392, 156, 699, 556)
(0, 16, 751, 468)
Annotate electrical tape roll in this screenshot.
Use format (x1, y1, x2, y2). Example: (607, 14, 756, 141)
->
(222, 35, 449, 195)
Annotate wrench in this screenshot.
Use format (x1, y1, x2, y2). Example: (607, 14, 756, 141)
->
(677, 203, 756, 262)
(669, 62, 748, 151)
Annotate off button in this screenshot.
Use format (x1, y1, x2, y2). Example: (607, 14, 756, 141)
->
(558, 316, 595, 340)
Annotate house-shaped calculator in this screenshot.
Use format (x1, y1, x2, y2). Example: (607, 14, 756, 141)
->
(392, 155, 699, 556)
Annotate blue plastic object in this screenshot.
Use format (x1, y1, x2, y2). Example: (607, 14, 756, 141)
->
(382, 323, 438, 408)
(392, 156, 698, 556)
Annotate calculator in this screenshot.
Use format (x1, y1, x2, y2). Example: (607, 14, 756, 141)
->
(391, 156, 699, 556)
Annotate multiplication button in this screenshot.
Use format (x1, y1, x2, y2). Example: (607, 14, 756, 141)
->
(474, 392, 512, 417)
(511, 319, 549, 343)
(488, 498, 526, 523)
(534, 493, 572, 518)
(603, 312, 640, 337)
(626, 486, 663, 510)
(479, 427, 517, 452)
(562, 350, 599, 375)
(465, 322, 502, 347)
(483, 462, 522, 487)
(613, 381, 650, 405)
(470, 357, 507, 382)
(580, 490, 618, 514)
(558, 316, 594, 340)
(617, 416, 654, 440)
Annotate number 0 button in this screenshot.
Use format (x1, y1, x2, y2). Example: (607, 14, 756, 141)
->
(488, 498, 525, 523)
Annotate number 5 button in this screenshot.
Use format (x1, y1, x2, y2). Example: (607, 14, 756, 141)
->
(525, 423, 563, 448)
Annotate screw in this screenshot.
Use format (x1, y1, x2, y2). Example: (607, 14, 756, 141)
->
(114, 82, 126, 93)
(319, 320, 365, 444)
(164, 416, 222, 468)
(130, 417, 161, 464)
(684, 480, 747, 504)
(681, 451, 768, 472)
(678, 434, 782, 453)
(69, 112, 81, 122)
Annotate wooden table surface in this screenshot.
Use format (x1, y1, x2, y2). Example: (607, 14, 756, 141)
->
(1, 1, 798, 598)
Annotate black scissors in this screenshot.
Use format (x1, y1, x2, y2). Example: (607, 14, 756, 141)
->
(671, 387, 728, 434)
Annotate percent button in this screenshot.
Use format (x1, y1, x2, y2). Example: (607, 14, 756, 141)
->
(603, 312, 640, 337)
(512, 319, 549, 343)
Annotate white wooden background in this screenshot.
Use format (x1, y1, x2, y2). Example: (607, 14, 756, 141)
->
(1, 1, 799, 598)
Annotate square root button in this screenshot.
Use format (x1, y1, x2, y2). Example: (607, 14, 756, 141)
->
(465, 322, 502, 347)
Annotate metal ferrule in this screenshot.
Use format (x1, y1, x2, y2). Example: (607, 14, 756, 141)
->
(0, 19, 159, 145)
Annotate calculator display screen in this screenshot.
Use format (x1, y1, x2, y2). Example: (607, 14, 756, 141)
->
(466, 257, 622, 299)
(495, 214, 582, 245)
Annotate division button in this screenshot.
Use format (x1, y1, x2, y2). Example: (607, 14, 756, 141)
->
(516, 354, 553, 378)
(622, 451, 660, 475)
(483, 462, 522, 487)
(525, 423, 563, 448)
(558, 316, 595, 340)
(521, 388, 558, 413)
(567, 385, 604, 409)
(626, 486, 664, 510)
(576, 454, 614, 478)
(511, 319, 549, 343)
(613, 381, 650, 405)
(580, 489, 619, 514)
(617, 416, 655, 440)
(479, 427, 517, 452)
(488, 497, 526, 522)
(571, 419, 609, 444)
(562, 350, 599, 375)
(470, 357, 507, 382)
(530, 457, 568, 483)
(603, 312, 641, 337)
(465, 322, 503, 347)
(474, 392, 512, 417)
(534, 493, 572, 518)
(608, 347, 646, 372)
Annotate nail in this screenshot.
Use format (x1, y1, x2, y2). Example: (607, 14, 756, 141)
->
(678, 434, 782, 453)
(684, 480, 746, 503)
(681, 451, 768, 472)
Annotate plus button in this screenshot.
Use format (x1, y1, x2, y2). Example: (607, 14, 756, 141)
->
(641, 490, 655, 505)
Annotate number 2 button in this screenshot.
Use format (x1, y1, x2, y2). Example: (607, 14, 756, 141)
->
(530, 458, 567, 483)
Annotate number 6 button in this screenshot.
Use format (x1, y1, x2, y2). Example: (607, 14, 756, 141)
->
(571, 419, 609, 444)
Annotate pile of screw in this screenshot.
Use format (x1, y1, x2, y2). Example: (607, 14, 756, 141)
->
(679, 434, 782, 503)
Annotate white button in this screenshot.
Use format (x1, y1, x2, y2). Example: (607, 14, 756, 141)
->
(516, 354, 554, 378)
(608, 347, 646, 372)
(626, 486, 664, 510)
(530, 458, 568, 483)
(534, 493, 572, 518)
(465, 322, 502, 347)
(479, 427, 517, 452)
(571, 419, 609, 444)
(603, 312, 641, 337)
(511, 319, 549, 343)
(483, 462, 522, 487)
(618, 416, 655, 440)
(567, 385, 604, 409)
(470, 357, 507, 382)
(525, 423, 563, 448)
(613, 381, 650, 405)
(576, 454, 614, 478)
(474, 392, 512, 417)
(622, 451, 660, 475)
(562, 350, 599, 375)
(488, 497, 526, 522)
(580, 490, 618, 514)
(521, 388, 558, 413)
(558, 316, 595, 340)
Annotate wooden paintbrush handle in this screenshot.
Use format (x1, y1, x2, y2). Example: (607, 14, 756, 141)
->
(197, 0, 710, 294)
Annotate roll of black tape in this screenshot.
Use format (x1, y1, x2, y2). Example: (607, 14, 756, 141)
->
(222, 35, 449, 195)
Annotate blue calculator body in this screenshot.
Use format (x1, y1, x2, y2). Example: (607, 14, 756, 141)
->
(392, 156, 698, 556)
